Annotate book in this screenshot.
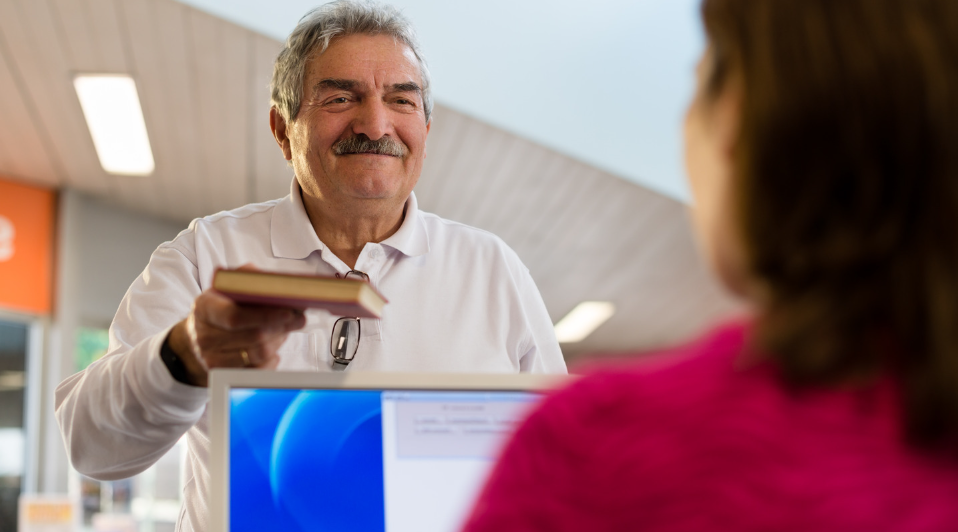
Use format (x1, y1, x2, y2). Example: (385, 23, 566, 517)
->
(212, 268, 388, 319)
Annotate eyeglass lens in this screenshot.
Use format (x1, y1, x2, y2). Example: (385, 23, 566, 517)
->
(330, 317, 360, 363)
(330, 270, 368, 366)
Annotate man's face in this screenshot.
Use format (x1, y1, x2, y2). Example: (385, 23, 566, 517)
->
(278, 33, 430, 206)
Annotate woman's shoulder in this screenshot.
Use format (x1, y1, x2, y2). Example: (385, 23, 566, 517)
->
(557, 320, 759, 412)
(472, 322, 958, 532)
(512, 320, 767, 460)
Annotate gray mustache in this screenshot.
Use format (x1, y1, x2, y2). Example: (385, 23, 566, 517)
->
(333, 135, 407, 157)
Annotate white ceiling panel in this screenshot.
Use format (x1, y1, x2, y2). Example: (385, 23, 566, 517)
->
(133, 0, 206, 219)
(0, 31, 60, 186)
(8, 0, 115, 194)
(52, 0, 128, 72)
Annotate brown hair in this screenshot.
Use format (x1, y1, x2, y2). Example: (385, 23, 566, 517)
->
(701, 0, 958, 446)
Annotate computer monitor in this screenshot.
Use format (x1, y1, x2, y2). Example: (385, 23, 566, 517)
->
(209, 370, 569, 532)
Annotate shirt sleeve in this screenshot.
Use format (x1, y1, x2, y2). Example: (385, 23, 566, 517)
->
(514, 265, 568, 374)
(54, 238, 209, 481)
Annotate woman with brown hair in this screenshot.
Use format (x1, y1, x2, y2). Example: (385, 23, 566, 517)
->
(461, 0, 958, 529)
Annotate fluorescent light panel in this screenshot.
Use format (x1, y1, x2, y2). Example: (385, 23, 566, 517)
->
(74, 75, 155, 176)
(554, 301, 615, 343)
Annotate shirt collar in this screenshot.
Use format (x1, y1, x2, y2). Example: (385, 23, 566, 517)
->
(270, 178, 325, 260)
(381, 190, 430, 257)
(271, 178, 430, 260)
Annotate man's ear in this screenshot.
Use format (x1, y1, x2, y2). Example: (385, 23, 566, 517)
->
(424, 118, 431, 159)
(269, 107, 293, 161)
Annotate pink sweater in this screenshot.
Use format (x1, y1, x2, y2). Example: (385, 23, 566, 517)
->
(463, 323, 958, 532)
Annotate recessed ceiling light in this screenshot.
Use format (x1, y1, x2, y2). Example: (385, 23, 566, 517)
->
(554, 301, 615, 343)
(74, 74, 155, 176)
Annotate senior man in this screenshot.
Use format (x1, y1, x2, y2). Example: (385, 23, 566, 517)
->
(55, 1, 566, 530)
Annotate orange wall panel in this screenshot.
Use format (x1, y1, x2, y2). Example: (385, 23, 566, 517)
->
(0, 178, 56, 314)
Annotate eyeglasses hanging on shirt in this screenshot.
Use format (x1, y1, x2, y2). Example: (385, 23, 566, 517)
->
(330, 269, 369, 368)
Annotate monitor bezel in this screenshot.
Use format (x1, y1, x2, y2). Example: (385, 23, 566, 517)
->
(209, 369, 570, 532)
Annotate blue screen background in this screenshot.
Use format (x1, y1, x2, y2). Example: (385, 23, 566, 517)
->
(229, 389, 385, 532)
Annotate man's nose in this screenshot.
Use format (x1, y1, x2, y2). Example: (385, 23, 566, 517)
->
(351, 99, 390, 140)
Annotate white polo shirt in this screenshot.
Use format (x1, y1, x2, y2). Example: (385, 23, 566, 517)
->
(55, 179, 566, 532)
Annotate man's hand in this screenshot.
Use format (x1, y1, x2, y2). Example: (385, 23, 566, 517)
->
(166, 289, 306, 387)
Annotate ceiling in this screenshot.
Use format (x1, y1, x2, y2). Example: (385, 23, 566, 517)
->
(0, 0, 740, 359)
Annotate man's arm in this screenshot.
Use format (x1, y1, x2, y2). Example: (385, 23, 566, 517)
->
(55, 243, 208, 479)
(55, 243, 305, 480)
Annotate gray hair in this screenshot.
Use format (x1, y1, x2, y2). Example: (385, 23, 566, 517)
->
(271, 0, 433, 124)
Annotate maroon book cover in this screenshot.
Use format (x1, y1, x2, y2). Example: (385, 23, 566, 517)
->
(212, 268, 387, 319)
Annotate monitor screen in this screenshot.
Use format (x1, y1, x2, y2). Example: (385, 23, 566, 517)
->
(227, 388, 541, 532)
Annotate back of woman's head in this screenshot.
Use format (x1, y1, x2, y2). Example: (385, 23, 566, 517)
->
(700, 0, 958, 446)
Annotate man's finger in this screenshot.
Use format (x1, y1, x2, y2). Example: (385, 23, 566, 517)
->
(192, 326, 295, 354)
(194, 289, 305, 331)
(199, 333, 288, 369)
(192, 315, 298, 367)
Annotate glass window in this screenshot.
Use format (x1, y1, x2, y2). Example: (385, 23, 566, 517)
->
(0, 320, 28, 532)
(75, 327, 110, 372)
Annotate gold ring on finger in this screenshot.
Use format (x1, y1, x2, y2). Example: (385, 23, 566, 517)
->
(240, 350, 251, 367)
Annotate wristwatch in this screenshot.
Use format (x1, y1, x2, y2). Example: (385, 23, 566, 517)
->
(160, 336, 194, 385)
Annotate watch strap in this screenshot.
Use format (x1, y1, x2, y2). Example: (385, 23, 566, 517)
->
(160, 335, 193, 385)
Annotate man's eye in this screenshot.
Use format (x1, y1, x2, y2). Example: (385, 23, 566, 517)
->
(328, 97, 348, 104)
